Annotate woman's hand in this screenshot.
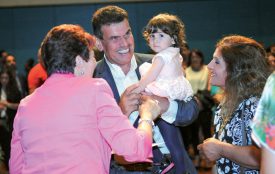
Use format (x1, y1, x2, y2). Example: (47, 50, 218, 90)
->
(197, 138, 223, 162)
(139, 96, 161, 121)
(140, 94, 169, 115)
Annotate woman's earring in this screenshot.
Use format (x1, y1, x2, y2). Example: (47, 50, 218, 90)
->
(75, 56, 85, 76)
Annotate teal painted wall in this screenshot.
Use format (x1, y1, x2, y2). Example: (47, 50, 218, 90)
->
(0, 0, 274, 73)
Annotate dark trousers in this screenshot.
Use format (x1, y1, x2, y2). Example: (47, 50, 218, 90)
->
(181, 109, 212, 155)
(155, 119, 186, 174)
(109, 159, 151, 174)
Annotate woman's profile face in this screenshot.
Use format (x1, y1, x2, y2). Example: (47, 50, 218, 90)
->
(82, 50, 96, 77)
(207, 48, 227, 88)
(0, 73, 9, 87)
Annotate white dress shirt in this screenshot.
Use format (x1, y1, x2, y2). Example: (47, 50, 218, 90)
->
(105, 55, 179, 154)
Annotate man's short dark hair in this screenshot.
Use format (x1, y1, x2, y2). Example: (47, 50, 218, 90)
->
(92, 5, 128, 39)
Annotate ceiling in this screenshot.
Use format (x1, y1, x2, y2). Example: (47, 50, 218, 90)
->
(0, 0, 168, 8)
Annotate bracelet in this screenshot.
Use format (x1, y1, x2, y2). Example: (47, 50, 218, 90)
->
(138, 118, 155, 127)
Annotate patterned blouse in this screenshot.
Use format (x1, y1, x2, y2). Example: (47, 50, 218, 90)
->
(252, 72, 275, 153)
(213, 96, 259, 174)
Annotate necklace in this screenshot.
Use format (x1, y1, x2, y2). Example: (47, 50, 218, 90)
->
(217, 109, 231, 137)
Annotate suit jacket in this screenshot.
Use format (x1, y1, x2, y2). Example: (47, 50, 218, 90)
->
(94, 53, 198, 173)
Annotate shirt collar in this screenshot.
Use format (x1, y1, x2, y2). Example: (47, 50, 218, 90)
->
(104, 54, 137, 77)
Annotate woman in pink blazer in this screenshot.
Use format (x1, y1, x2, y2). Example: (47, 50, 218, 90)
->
(9, 24, 160, 174)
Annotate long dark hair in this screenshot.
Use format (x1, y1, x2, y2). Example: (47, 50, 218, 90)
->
(217, 35, 270, 117)
(0, 68, 21, 103)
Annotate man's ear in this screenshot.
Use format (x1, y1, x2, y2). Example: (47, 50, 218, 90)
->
(96, 37, 104, 51)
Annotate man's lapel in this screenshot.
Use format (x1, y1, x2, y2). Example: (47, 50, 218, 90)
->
(94, 59, 120, 103)
(134, 53, 152, 80)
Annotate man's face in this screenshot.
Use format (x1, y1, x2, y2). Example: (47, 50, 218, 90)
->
(99, 19, 134, 72)
(0, 73, 9, 87)
(6, 55, 16, 66)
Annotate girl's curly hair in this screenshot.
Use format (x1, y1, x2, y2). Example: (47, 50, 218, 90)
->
(143, 13, 187, 57)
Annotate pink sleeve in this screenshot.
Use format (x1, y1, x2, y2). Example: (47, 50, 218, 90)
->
(9, 111, 24, 174)
(95, 81, 152, 162)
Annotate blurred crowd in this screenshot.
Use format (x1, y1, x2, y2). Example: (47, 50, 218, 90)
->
(0, 14, 274, 173)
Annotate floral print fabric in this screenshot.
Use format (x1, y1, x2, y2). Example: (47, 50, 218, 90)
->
(252, 72, 275, 153)
(213, 97, 259, 174)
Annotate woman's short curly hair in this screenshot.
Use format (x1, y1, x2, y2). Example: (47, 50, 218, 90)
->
(41, 24, 94, 76)
(143, 13, 186, 56)
(218, 35, 270, 117)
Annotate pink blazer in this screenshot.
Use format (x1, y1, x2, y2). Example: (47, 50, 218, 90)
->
(10, 73, 152, 174)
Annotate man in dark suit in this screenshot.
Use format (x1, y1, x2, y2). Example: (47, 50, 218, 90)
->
(92, 5, 198, 174)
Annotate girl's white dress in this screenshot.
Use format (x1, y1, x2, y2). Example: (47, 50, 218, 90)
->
(139, 47, 193, 101)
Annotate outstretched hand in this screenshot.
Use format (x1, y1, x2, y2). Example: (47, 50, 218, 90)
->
(140, 94, 169, 115)
(139, 96, 161, 121)
(119, 84, 141, 117)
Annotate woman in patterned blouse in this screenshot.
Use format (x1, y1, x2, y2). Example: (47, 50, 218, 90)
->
(198, 35, 271, 174)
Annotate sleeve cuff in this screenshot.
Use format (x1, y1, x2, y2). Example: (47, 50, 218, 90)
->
(161, 99, 178, 123)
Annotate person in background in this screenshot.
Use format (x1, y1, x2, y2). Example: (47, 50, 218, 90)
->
(266, 52, 275, 71)
(0, 50, 8, 69)
(27, 48, 47, 94)
(0, 68, 21, 170)
(0, 50, 8, 60)
(2, 54, 28, 97)
(198, 35, 270, 173)
(9, 24, 160, 174)
(92, 5, 198, 174)
(181, 44, 190, 70)
(183, 49, 214, 168)
(251, 71, 275, 174)
(269, 43, 275, 55)
(24, 58, 34, 76)
(0, 146, 8, 174)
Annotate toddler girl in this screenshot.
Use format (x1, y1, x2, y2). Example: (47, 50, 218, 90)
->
(134, 13, 193, 101)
